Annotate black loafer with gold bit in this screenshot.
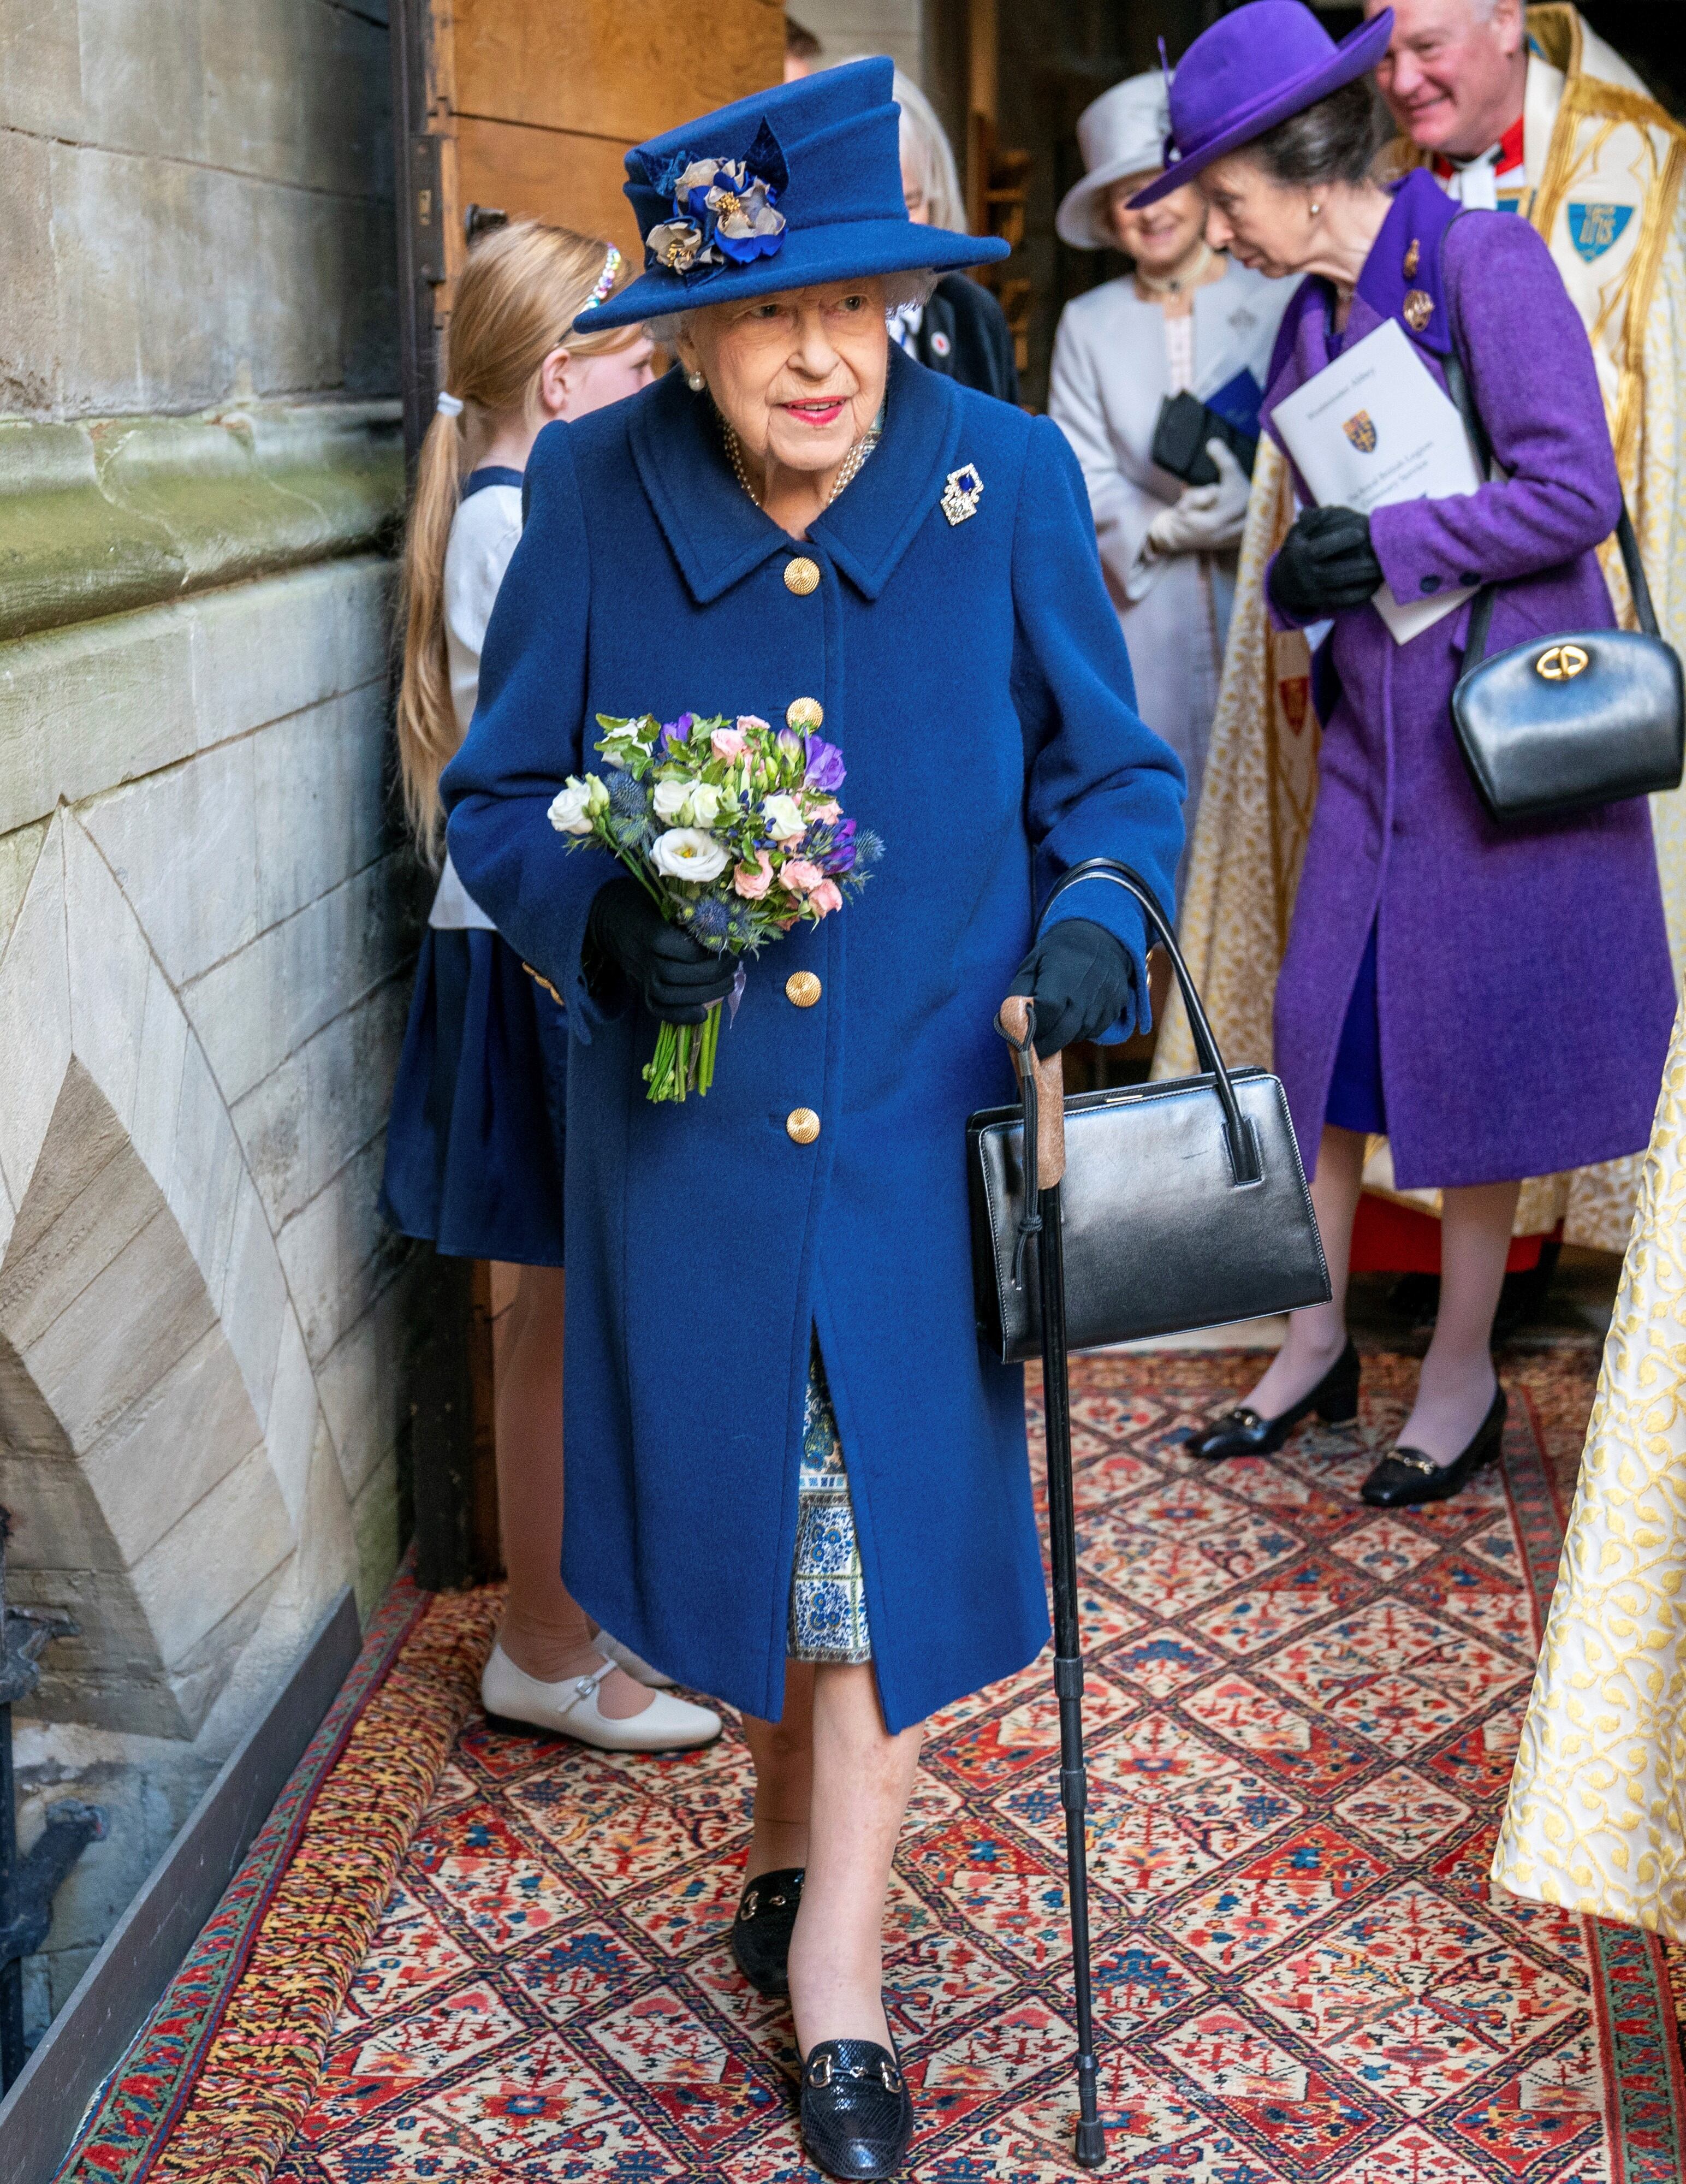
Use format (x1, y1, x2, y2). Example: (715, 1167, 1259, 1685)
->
(1184, 1340, 1360, 1462)
(800, 2038, 915, 2180)
(729, 1866, 804, 1996)
(1362, 1386, 1506, 1508)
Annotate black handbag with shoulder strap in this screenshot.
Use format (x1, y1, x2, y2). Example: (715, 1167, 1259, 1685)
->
(967, 860, 1332, 1363)
(1442, 346, 1684, 827)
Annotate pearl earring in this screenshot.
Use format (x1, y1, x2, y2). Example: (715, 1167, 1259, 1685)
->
(686, 370, 705, 391)
(1310, 200, 1322, 216)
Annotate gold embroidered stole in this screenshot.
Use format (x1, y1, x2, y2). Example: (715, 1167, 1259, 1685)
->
(1525, 5, 1685, 495)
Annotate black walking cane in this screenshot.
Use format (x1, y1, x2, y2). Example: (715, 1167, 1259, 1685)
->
(998, 995, 1106, 2169)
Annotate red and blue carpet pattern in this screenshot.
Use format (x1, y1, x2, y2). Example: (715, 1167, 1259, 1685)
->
(54, 1566, 503, 2184)
(242, 1348, 1683, 2184)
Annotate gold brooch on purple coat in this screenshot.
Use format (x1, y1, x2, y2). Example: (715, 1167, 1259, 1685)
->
(1403, 288, 1435, 333)
(1403, 238, 1421, 278)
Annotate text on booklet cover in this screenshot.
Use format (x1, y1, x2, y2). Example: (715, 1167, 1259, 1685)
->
(1272, 318, 1483, 644)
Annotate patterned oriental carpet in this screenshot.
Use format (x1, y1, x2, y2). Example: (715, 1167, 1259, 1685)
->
(55, 1348, 1686, 2184)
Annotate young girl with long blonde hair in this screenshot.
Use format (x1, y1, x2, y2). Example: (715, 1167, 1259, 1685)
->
(381, 219, 718, 1751)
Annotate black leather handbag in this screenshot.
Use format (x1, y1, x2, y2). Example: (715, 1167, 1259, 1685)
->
(1151, 389, 1258, 486)
(1444, 353, 1685, 826)
(967, 861, 1332, 1364)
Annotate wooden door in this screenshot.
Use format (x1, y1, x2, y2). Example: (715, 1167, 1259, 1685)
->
(391, 0, 786, 464)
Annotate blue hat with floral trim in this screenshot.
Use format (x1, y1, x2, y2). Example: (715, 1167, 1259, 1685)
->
(575, 58, 1010, 333)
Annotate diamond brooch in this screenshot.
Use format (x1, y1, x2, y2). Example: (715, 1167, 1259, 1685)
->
(941, 462, 983, 526)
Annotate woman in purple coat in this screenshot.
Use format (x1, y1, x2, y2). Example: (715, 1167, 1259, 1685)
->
(1150, 3, 1675, 1504)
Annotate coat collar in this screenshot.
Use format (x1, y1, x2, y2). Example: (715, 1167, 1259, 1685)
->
(1353, 167, 1458, 359)
(627, 343, 963, 606)
(1264, 168, 1458, 413)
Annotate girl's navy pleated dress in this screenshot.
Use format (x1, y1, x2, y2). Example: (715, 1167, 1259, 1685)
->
(379, 468, 568, 1266)
(379, 921, 568, 1264)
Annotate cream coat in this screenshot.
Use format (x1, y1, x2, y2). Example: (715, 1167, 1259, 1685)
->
(1049, 261, 1290, 836)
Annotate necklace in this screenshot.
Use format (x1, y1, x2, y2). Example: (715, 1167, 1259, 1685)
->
(723, 413, 882, 514)
(1135, 241, 1214, 298)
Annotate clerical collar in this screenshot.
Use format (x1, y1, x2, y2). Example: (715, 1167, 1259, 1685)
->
(1432, 111, 1525, 186)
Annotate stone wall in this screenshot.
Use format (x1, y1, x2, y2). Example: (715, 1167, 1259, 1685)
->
(1, 0, 396, 418)
(0, 0, 409, 2039)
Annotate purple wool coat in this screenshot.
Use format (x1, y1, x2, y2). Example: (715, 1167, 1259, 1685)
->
(1263, 169, 1675, 1190)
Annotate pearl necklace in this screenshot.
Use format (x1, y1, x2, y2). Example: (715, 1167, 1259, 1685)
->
(723, 415, 882, 513)
(1135, 241, 1214, 297)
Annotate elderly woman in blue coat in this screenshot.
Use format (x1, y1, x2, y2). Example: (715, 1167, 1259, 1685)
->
(442, 60, 1183, 2176)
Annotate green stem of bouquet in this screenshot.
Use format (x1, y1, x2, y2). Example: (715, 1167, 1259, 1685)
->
(597, 841, 729, 1105)
(643, 1001, 725, 1103)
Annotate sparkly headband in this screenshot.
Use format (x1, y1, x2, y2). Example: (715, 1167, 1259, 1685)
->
(577, 245, 623, 313)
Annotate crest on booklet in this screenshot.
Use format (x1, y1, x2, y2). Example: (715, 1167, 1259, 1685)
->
(1341, 411, 1378, 454)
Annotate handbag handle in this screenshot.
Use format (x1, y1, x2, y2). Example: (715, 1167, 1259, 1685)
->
(1033, 857, 1263, 1186)
(1442, 334, 1658, 667)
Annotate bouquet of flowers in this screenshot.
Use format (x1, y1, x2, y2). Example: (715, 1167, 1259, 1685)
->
(549, 710, 881, 1101)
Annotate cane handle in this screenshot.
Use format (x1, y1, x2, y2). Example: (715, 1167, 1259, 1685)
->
(998, 995, 1067, 1190)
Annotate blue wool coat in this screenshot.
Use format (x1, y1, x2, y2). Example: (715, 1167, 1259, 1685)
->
(442, 346, 1185, 1732)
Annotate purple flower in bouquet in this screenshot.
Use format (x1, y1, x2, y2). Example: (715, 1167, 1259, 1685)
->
(654, 713, 695, 758)
(824, 817, 858, 873)
(804, 737, 846, 794)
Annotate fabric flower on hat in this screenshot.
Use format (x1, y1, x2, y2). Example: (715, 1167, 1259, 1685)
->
(637, 121, 789, 278)
(678, 157, 786, 264)
(646, 218, 708, 275)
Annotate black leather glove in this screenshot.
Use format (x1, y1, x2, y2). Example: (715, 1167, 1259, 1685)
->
(586, 876, 738, 1023)
(1268, 506, 1384, 620)
(1008, 918, 1140, 1059)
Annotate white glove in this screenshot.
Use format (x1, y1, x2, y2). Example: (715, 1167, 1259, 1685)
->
(1144, 439, 1253, 559)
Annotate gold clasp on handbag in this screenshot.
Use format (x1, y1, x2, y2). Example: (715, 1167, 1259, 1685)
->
(1535, 643, 1589, 681)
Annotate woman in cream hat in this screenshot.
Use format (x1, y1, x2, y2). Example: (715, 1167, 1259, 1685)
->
(1051, 70, 1290, 853)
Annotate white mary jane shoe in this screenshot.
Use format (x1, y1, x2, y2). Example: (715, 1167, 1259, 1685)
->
(480, 1643, 720, 1752)
(595, 1631, 675, 1688)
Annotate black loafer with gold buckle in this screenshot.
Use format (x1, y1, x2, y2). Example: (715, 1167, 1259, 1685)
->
(729, 1866, 804, 1996)
(800, 2038, 915, 2180)
(1184, 1339, 1361, 1461)
(1361, 1386, 1506, 1508)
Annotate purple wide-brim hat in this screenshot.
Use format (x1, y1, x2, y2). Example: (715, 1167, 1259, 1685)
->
(1129, 1, 1393, 207)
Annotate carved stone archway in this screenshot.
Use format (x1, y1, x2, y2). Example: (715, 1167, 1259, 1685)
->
(0, 814, 352, 1739)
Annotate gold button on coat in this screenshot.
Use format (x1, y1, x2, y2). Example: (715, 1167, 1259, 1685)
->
(786, 697, 824, 731)
(786, 1107, 821, 1144)
(784, 557, 820, 595)
(786, 971, 821, 1008)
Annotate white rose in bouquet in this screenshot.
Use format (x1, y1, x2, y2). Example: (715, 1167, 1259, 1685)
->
(686, 781, 723, 827)
(761, 793, 806, 842)
(548, 776, 603, 835)
(652, 828, 729, 882)
(652, 778, 692, 820)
